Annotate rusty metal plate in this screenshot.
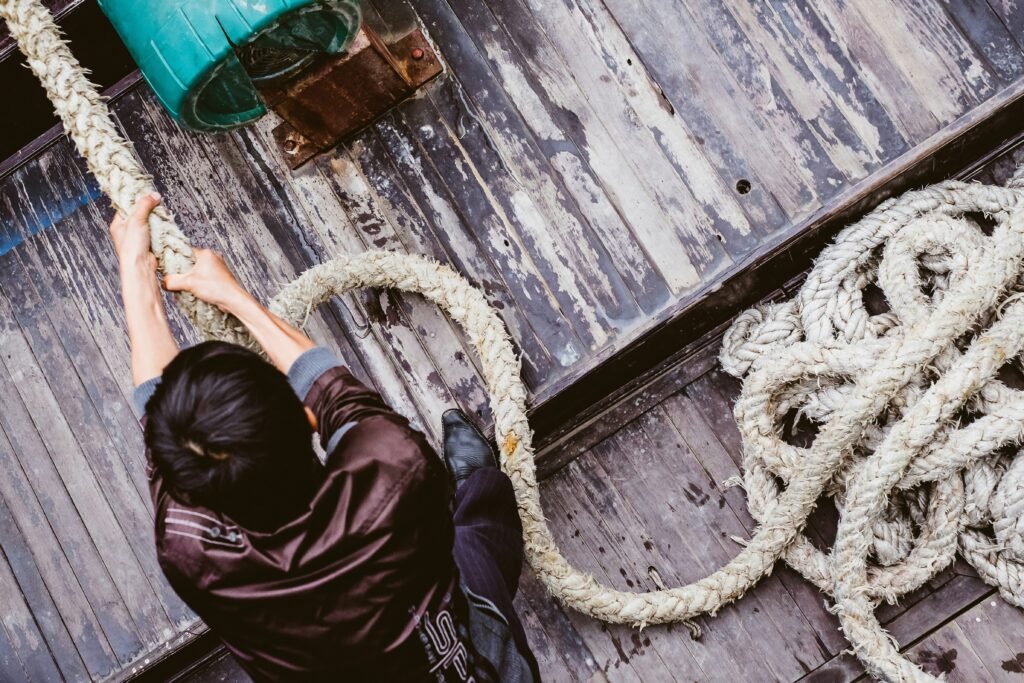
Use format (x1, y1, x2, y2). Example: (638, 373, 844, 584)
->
(265, 25, 443, 169)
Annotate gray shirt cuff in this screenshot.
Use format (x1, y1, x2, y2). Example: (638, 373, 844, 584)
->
(133, 377, 162, 416)
(288, 347, 343, 401)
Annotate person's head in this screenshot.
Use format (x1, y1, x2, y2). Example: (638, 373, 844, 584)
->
(145, 341, 318, 531)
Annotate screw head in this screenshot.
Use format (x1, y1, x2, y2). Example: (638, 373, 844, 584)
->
(283, 138, 299, 154)
(411, 47, 425, 60)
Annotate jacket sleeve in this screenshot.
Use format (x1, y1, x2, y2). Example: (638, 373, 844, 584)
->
(288, 347, 412, 456)
(289, 348, 450, 531)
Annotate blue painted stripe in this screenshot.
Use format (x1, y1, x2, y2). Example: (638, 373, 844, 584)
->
(0, 182, 104, 257)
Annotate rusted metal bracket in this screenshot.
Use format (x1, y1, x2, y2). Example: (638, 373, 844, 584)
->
(262, 25, 443, 169)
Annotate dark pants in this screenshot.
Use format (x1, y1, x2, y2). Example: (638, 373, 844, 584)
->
(452, 467, 540, 680)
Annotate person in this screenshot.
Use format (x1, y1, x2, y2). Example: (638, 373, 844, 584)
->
(110, 193, 540, 681)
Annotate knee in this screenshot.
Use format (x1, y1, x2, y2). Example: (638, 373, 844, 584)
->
(454, 467, 521, 529)
(462, 467, 516, 504)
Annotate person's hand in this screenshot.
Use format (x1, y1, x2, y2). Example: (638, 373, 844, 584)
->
(109, 192, 161, 273)
(164, 248, 247, 311)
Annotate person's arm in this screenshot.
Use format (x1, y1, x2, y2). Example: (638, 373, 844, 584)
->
(163, 249, 314, 373)
(163, 248, 409, 459)
(110, 193, 179, 386)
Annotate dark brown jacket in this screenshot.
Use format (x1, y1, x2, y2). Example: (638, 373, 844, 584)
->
(135, 348, 528, 681)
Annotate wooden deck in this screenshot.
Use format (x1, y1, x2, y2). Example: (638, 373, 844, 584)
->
(521, 324, 1024, 682)
(1, 0, 1024, 679)
(176, 149, 1024, 683)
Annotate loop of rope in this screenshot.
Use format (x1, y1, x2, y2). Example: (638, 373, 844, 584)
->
(721, 184, 1024, 680)
(4, 1, 1022, 680)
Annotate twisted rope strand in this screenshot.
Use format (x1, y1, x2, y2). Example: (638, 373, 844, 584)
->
(0, 0, 255, 348)
(5, 1, 1023, 681)
(723, 186, 1024, 680)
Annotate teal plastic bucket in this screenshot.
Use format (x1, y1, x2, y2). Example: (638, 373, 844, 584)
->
(98, 0, 362, 131)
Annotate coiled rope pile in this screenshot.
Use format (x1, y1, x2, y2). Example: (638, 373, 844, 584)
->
(718, 172, 1024, 679)
(3, 0, 1023, 680)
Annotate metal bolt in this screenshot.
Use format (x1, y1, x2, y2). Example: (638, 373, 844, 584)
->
(283, 138, 299, 154)
(411, 47, 425, 60)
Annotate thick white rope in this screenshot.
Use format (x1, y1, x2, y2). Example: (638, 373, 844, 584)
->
(720, 182, 1024, 680)
(4, 1, 1023, 680)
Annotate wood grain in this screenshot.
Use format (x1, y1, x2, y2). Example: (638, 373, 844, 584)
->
(2, 0, 1024, 679)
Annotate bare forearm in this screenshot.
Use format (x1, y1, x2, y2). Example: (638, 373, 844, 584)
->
(223, 290, 315, 373)
(159, 247, 317, 372)
(122, 264, 179, 385)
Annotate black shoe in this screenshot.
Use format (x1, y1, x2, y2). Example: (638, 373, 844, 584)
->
(442, 409, 497, 490)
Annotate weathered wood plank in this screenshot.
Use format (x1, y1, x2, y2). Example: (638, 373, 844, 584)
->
(513, 0, 765, 259)
(0, 616, 29, 682)
(0, 608, 29, 683)
(30, 150, 136, 390)
(658, 392, 848, 657)
(369, 105, 588, 377)
(374, 96, 617, 355)
(543, 458, 705, 680)
(677, 0, 865, 184)
(906, 622, 996, 681)
(4, 156, 186, 633)
(600, 0, 819, 216)
(807, 1, 940, 142)
(397, 89, 669, 328)
(0, 276, 171, 651)
(512, 571, 603, 682)
(944, 0, 1024, 84)
(0, 431, 74, 683)
(899, 0, 1004, 104)
(560, 0, 788, 233)
(0, 515, 86, 683)
(309, 139, 493, 420)
(534, 332, 721, 479)
(951, 596, 1024, 680)
(341, 101, 559, 387)
(0, 320, 121, 679)
(612, 411, 825, 679)
(720, 0, 909, 169)
(477, 0, 735, 280)
(682, 370, 744, 469)
(820, 0, 997, 129)
(374, 0, 678, 331)
(987, 0, 1024, 43)
(9, 233, 194, 626)
(15, 150, 147, 498)
(354, 102, 565, 382)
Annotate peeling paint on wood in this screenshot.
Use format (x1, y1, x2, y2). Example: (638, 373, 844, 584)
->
(2, 0, 1024, 679)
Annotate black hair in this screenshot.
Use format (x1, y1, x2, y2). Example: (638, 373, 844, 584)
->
(145, 341, 319, 532)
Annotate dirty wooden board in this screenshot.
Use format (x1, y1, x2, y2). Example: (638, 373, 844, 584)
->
(2, 0, 1024, 680)
(7, 0, 1024, 432)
